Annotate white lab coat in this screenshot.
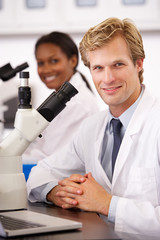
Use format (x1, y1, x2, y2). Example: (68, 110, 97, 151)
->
(23, 72, 99, 163)
(27, 84, 160, 236)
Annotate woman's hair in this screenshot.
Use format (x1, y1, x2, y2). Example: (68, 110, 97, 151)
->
(35, 31, 92, 91)
(79, 17, 145, 83)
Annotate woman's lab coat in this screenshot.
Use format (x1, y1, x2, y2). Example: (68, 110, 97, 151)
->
(23, 71, 99, 163)
(27, 84, 160, 236)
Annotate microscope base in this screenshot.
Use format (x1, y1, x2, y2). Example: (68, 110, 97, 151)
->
(0, 156, 27, 211)
(0, 173, 27, 211)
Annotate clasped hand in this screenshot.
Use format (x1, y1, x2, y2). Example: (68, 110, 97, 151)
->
(47, 172, 112, 216)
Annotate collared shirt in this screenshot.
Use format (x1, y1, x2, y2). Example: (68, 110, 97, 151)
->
(107, 86, 144, 222)
(101, 87, 144, 182)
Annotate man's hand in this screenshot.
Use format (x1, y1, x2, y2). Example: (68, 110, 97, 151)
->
(46, 174, 86, 208)
(56, 172, 112, 216)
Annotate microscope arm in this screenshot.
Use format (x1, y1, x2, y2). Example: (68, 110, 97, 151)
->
(0, 108, 48, 156)
(0, 81, 78, 157)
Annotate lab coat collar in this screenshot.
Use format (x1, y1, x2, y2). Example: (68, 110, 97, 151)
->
(112, 84, 157, 186)
(124, 84, 156, 136)
(94, 111, 112, 189)
(108, 84, 144, 132)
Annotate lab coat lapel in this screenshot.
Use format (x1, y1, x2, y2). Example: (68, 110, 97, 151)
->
(94, 112, 112, 189)
(112, 85, 157, 186)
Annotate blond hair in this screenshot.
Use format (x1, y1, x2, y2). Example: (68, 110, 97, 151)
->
(79, 17, 145, 83)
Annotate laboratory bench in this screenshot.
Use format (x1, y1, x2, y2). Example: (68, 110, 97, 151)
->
(0, 201, 120, 240)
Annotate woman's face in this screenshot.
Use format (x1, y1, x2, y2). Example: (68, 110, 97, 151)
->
(36, 43, 77, 90)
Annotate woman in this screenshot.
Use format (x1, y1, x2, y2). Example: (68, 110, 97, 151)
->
(23, 31, 99, 163)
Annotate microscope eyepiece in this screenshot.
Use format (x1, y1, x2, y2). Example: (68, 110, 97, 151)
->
(18, 71, 32, 109)
(58, 81, 79, 100)
(37, 82, 78, 122)
(20, 71, 29, 79)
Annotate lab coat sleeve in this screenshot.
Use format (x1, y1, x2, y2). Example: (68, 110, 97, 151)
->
(115, 197, 160, 236)
(27, 181, 57, 203)
(27, 127, 86, 202)
(108, 196, 119, 223)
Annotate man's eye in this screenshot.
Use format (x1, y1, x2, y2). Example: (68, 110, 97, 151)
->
(115, 63, 123, 67)
(93, 66, 102, 70)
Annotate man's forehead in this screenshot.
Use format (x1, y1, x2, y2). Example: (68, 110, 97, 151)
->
(87, 38, 130, 61)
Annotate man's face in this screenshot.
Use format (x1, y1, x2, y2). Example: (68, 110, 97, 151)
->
(88, 35, 143, 117)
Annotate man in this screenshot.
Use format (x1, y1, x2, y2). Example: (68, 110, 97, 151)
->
(27, 18, 160, 235)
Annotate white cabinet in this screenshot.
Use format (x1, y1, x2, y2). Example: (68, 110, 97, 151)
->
(109, 0, 160, 31)
(0, 0, 160, 34)
(63, 0, 160, 32)
(0, 0, 59, 34)
(64, 0, 109, 32)
(16, 0, 57, 30)
(0, 0, 16, 30)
